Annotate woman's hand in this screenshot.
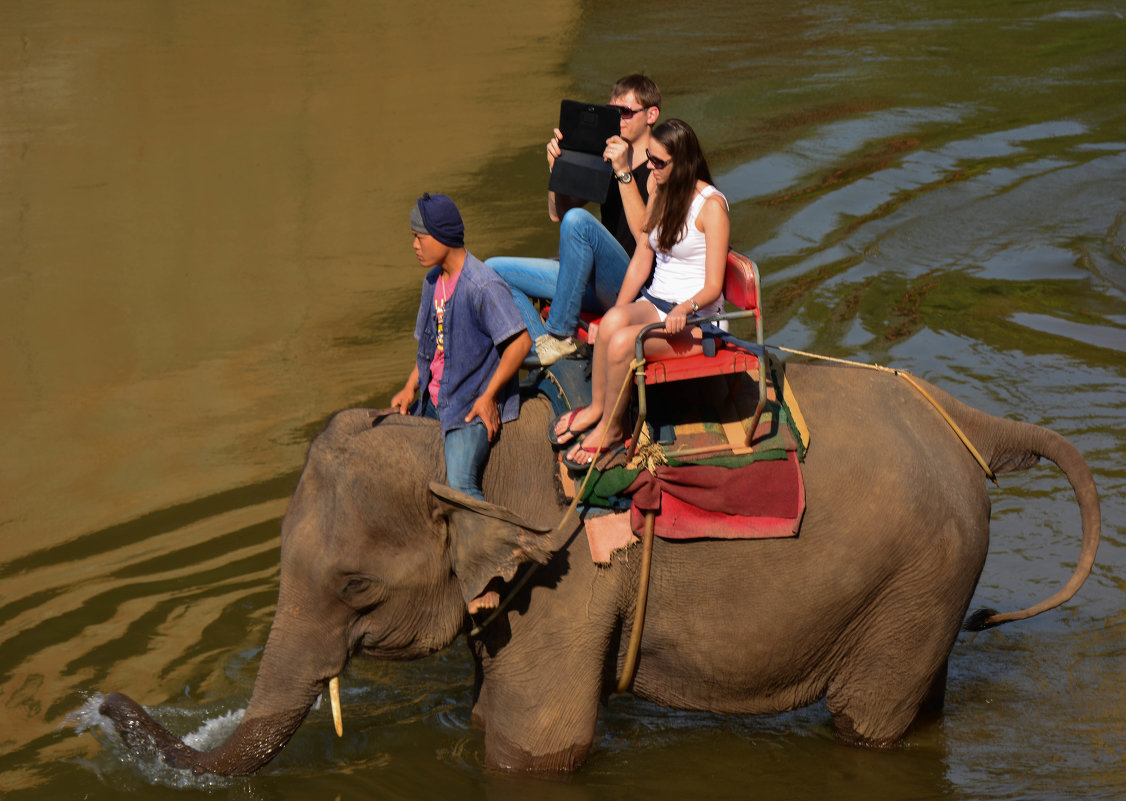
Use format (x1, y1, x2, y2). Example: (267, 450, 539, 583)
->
(665, 303, 691, 335)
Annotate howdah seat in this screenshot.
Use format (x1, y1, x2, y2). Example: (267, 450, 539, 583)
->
(627, 249, 767, 457)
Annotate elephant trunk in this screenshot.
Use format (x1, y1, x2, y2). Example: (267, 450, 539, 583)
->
(100, 606, 344, 776)
(99, 690, 315, 776)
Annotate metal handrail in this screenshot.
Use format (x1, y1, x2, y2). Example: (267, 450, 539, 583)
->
(627, 308, 769, 459)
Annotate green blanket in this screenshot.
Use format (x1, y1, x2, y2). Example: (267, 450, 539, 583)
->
(577, 370, 806, 508)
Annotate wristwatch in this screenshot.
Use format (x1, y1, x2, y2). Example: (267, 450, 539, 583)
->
(690, 299, 699, 312)
(615, 170, 633, 184)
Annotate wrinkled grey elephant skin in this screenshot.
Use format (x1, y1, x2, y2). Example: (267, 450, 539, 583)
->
(99, 363, 1101, 774)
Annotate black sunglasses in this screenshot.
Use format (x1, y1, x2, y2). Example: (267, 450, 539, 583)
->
(609, 104, 646, 120)
(645, 149, 671, 170)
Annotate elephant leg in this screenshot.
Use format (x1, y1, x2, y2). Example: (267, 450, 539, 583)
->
(825, 609, 961, 747)
(470, 667, 487, 731)
(827, 663, 941, 747)
(917, 658, 948, 719)
(474, 603, 613, 773)
(480, 657, 603, 772)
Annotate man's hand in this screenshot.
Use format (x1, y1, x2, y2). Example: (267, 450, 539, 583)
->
(390, 386, 415, 414)
(466, 395, 501, 441)
(547, 127, 564, 171)
(604, 135, 631, 174)
(393, 366, 420, 414)
(467, 330, 530, 439)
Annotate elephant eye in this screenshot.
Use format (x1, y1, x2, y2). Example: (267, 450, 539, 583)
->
(342, 576, 382, 614)
(343, 577, 370, 595)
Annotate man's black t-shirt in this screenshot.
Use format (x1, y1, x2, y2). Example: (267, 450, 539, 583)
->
(599, 161, 652, 254)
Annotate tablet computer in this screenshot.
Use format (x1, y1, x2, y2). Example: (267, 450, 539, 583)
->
(548, 100, 621, 204)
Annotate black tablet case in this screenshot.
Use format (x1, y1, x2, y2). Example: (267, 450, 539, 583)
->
(548, 101, 621, 204)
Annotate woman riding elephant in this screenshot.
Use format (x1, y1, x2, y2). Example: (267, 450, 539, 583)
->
(553, 119, 731, 469)
(97, 362, 1101, 775)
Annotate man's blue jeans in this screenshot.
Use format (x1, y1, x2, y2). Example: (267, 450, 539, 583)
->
(487, 208, 631, 340)
(483, 257, 558, 340)
(419, 397, 490, 501)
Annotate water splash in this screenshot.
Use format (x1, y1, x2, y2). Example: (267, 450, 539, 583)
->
(67, 693, 247, 791)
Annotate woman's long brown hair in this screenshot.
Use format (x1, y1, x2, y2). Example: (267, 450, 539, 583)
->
(643, 119, 714, 253)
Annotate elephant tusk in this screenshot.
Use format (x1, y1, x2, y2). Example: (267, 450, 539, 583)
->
(329, 676, 343, 737)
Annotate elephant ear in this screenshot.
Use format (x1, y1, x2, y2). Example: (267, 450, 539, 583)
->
(428, 482, 572, 607)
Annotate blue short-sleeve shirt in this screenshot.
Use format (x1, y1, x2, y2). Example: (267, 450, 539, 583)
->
(412, 252, 526, 433)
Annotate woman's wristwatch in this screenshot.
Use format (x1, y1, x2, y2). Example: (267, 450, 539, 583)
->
(690, 299, 699, 313)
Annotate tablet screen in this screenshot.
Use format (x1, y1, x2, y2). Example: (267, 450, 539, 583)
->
(558, 100, 622, 155)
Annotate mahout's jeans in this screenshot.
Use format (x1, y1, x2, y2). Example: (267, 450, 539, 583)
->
(486, 208, 631, 340)
(419, 396, 490, 501)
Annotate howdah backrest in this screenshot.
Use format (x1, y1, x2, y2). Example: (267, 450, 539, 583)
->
(721, 249, 763, 350)
(723, 249, 760, 313)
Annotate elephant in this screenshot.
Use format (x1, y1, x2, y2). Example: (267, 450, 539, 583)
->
(98, 361, 1101, 774)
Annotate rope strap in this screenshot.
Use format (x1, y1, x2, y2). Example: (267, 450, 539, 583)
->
(774, 346, 997, 484)
(469, 360, 641, 637)
(474, 343, 996, 670)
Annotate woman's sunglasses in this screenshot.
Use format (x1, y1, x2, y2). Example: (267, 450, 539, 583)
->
(645, 149, 671, 170)
(609, 105, 646, 120)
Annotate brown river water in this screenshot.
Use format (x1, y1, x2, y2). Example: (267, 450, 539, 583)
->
(2, 1, 1124, 799)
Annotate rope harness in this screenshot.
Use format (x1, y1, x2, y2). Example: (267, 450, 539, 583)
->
(772, 346, 997, 484)
(473, 345, 999, 694)
(468, 360, 640, 638)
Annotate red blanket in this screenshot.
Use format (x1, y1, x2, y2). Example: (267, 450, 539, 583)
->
(626, 451, 805, 540)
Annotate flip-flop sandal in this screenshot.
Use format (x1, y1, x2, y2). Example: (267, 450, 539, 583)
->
(561, 436, 632, 472)
(548, 407, 594, 448)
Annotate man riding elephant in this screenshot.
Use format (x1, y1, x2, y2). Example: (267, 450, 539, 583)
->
(98, 363, 1100, 774)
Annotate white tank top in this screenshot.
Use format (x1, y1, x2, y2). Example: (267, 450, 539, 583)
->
(647, 184, 728, 316)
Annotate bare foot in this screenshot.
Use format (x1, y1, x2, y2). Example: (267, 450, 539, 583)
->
(552, 407, 601, 440)
(563, 425, 627, 468)
(467, 589, 500, 614)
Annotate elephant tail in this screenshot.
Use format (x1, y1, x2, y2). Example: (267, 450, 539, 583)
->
(957, 411, 1101, 631)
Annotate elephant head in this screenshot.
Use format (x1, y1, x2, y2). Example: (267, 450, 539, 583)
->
(100, 407, 569, 775)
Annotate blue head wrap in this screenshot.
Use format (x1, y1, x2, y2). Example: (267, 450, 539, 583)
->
(411, 192, 465, 248)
